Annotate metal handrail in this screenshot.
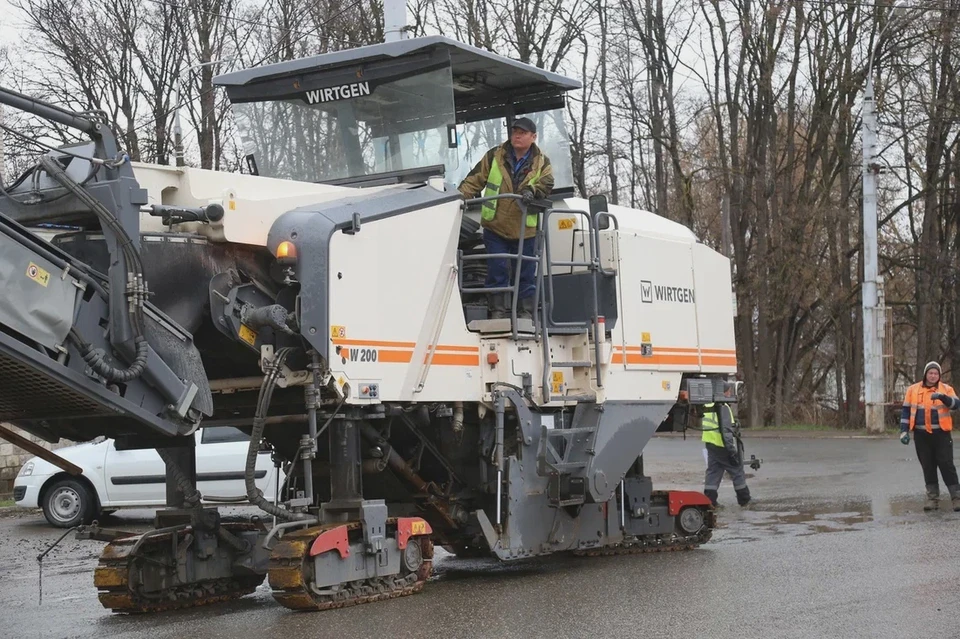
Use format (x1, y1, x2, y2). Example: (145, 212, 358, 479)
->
(457, 194, 614, 400)
(593, 212, 619, 277)
(541, 208, 604, 395)
(459, 193, 547, 341)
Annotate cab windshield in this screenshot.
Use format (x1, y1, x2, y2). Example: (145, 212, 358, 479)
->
(451, 109, 573, 191)
(233, 66, 459, 184)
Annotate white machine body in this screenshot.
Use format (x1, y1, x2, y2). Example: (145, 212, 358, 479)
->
(132, 164, 736, 408)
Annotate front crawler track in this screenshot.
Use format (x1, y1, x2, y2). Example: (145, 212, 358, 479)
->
(267, 521, 434, 611)
(574, 508, 716, 557)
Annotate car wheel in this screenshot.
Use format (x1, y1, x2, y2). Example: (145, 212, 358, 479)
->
(42, 478, 97, 528)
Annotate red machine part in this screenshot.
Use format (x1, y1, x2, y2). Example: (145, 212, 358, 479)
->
(308, 526, 350, 558)
(396, 517, 433, 549)
(667, 491, 713, 516)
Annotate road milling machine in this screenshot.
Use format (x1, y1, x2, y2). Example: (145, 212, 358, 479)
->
(0, 36, 739, 613)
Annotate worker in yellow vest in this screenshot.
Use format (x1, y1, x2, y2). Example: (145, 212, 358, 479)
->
(458, 117, 555, 320)
(701, 402, 751, 507)
(899, 361, 960, 511)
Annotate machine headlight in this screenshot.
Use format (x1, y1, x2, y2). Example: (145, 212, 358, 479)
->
(18, 461, 35, 477)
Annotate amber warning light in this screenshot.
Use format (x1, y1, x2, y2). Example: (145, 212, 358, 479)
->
(276, 241, 298, 265)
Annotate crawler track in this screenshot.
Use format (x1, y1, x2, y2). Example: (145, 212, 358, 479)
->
(268, 521, 434, 611)
(574, 508, 716, 557)
(94, 523, 264, 613)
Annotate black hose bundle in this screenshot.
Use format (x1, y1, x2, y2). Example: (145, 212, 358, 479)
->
(39, 155, 150, 383)
(70, 328, 149, 383)
(245, 348, 312, 521)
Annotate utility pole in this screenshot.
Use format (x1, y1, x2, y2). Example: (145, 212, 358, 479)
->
(862, 0, 907, 433)
(862, 72, 884, 433)
(383, 0, 408, 43)
(172, 58, 235, 167)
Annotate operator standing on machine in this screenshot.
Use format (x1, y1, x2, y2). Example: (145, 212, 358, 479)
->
(458, 117, 554, 320)
(701, 402, 751, 507)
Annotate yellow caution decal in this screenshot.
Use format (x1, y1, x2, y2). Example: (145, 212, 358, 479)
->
(238, 324, 258, 346)
(26, 262, 50, 287)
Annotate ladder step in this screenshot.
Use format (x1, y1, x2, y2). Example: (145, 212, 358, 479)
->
(546, 427, 595, 436)
(552, 461, 588, 470)
(546, 326, 589, 335)
(551, 360, 593, 368)
(552, 497, 587, 507)
(551, 394, 597, 402)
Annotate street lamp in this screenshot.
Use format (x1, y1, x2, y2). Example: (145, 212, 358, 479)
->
(172, 57, 236, 167)
(862, 0, 908, 432)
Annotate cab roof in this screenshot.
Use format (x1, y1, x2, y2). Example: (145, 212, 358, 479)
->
(214, 35, 581, 123)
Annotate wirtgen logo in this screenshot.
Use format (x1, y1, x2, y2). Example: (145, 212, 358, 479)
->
(303, 81, 372, 105)
(640, 280, 653, 303)
(640, 280, 696, 304)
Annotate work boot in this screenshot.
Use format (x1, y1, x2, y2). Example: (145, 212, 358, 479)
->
(924, 485, 940, 511)
(518, 295, 536, 320)
(949, 485, 960, 512)
(704, 489, 718, 507)
(736, 486, 752, 507)
(487, 293, 508, 320)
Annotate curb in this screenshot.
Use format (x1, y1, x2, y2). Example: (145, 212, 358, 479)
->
(654, 430, 892, 441)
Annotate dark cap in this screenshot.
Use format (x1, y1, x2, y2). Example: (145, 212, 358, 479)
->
(925, 361, 942, 376)
(511, 117, 537, 134)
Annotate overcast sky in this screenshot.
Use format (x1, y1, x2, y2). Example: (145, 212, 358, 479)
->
(1, 2, 24, 62)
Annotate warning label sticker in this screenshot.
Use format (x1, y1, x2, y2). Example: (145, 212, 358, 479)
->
(26, 262, 50, 287)
(238, 324, 258, 346)
(551, 371, 564, 394)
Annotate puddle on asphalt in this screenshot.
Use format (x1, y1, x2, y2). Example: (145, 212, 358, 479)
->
(711, 494, 960, 544)
(711, 499, 874, 544)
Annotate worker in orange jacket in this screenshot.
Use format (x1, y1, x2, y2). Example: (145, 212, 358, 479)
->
(900, 361, 960, 511)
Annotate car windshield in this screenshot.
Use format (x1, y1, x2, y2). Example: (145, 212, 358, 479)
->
(233, 66, 459, 184)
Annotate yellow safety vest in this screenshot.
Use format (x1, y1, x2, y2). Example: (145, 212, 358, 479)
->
(701, 403, 727, 447)
(481, 157, 541, 229)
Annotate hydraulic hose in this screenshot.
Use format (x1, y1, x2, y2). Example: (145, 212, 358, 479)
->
(245, 348, 312, 521)
(156, 447, 202, 508)
(43, 154, 150, 383)
(70, 328, 149, 383)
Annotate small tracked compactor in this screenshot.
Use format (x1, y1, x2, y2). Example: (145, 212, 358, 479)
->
(0, 36, 738, 612)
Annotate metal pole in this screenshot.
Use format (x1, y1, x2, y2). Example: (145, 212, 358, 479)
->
(173, 84, 184, 167)
(383, 0, 407, 43)
(171, 58, 235, 167)
(862, 72, 883, 433)
(861, 0, 907, 433)
(620, 481, 625, 529)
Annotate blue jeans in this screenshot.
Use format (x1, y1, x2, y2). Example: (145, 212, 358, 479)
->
(483, 228, 537, 300)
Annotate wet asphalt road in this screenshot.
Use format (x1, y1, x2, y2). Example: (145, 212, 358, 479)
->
(3, 434, 960, 639)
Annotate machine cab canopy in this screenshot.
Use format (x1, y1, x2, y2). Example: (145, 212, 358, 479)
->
(215, 36, 580, 190)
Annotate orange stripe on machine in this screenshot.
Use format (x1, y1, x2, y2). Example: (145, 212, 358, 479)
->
(332, 338, 480, 366)
(612, 345, 737, 367)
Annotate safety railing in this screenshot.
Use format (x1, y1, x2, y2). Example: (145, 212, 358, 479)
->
(458, 193, 547, 342)
(540, 208, 619, 399)
(457, 194, 617, 402)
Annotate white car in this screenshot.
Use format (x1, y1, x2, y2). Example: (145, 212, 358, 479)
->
(13, 426, 284, 528)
